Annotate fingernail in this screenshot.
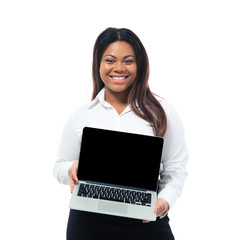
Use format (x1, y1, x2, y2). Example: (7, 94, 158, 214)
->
(157, 208, 160, 213)
(74, 180, 77, 184)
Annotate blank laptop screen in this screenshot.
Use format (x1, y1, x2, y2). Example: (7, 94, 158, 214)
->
(77, 127, 164, 191)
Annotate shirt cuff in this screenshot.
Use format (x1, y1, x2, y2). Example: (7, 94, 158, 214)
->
(157, 186, 179, 210)
(53, 161, 74, 185)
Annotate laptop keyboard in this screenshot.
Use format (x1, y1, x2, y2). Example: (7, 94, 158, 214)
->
(77, 183, 152, 207)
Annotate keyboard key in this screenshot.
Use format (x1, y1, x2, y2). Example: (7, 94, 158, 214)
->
(77, 183, 152, 206)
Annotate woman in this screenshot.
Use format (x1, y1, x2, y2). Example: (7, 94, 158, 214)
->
(54, 27, 188, 240)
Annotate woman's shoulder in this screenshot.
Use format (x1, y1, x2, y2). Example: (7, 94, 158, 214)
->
(65, 101, 92, 128)
(155, 95, 185, 129)
(155, 95, 175, 116)
(71, 101, 94, 121)
(156, 96, 185, 132)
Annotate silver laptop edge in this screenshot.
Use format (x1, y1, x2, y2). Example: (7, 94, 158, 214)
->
(69, 127, 163, 221)
(70, 181, 157, 221)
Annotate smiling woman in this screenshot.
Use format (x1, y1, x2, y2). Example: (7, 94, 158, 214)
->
(92, 28, 167, 136)
(54, 27, 188, 240)
(99, 41, 137, 114)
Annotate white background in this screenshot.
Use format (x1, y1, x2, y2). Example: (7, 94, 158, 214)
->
(0, 0, 235, 239)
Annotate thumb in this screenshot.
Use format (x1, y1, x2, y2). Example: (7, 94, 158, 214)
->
(70, 181, 74, 193)
(155, 198, 169, 217)
(69, 171, 75, 193)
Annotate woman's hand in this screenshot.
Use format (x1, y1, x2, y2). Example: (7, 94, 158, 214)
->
(142, 198, 169, 223)
(68, 160, 79, 193)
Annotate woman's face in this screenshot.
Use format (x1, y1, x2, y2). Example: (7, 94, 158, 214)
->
(99, 41, 137, 96)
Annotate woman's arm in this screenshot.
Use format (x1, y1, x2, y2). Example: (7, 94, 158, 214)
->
(158, 103, 188, 209)
(53, 113, 81, 185)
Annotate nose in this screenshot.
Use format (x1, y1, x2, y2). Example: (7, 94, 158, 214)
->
(114, 61, 125, 72)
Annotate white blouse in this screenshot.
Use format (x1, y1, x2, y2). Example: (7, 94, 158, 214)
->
(53, 88, 188, 209)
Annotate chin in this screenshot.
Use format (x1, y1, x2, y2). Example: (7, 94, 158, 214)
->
(107, 85, 132, 94)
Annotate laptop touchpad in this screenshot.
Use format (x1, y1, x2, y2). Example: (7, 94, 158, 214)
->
(98, 201, 128, 214)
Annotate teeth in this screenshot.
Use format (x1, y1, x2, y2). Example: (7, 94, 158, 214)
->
(112, 77, 126, 80)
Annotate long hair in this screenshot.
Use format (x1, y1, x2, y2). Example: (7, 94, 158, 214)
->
(92, 27, 167, 136)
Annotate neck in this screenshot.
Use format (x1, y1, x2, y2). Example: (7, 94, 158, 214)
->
(104, 87, 130, 114)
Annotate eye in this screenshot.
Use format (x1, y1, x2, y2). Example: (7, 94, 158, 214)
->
(124, 59, 134, 64)
(105, 59, 115, 64)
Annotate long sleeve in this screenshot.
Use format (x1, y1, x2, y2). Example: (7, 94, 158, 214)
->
(53, 113, 82, 184)
(157, 105, 188, 209)
(53, 89, 188, 210)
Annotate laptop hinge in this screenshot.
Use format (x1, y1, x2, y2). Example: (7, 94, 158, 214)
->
(84, 180, 148, 192)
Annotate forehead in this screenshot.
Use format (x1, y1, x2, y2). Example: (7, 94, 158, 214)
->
(103, 41, 135, 57)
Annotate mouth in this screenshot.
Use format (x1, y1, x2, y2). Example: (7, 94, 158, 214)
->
(109, 75, 129, 81)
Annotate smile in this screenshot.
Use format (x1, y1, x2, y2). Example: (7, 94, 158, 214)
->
(109, 75, 129, 81)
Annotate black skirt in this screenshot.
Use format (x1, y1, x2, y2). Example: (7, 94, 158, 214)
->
(67, 210, 174, 240)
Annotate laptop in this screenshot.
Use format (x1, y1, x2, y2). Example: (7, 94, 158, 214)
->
(69, 127, 164, 221)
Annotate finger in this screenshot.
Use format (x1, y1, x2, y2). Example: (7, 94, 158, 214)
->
(68, 171, 74, 193)
(159, 209, 168, 219)
(142, 220, 150, 223)
(71, 162, 79, 184)
(70, 181, 74, 193)
(68, 161, 79, 193)
(156, 207, 165, 217)
(155, 202, 166, 216)
(69, 176, 74, 193)
(155, 199, 169, 217)
(69, 168, 78, 184)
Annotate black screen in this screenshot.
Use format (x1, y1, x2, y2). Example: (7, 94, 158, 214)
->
(77, 127, 164, 191)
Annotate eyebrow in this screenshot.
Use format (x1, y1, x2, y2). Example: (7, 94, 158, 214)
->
(104, 54, 135, 59)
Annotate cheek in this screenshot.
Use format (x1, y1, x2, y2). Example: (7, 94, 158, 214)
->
(99, 71, 105, 82)
(99, 70, 110, 83)
(130, 66, 137, 79)
(100, 64, 111, 77)
(99, 64, 105, 79)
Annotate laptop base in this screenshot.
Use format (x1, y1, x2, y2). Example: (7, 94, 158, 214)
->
(70, 183, 157, 221)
